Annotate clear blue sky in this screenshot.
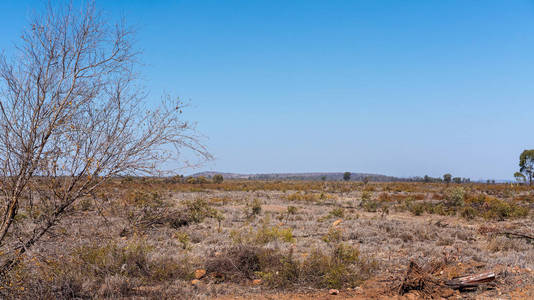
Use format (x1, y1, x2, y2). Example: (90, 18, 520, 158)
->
(1, 1, 533, 180)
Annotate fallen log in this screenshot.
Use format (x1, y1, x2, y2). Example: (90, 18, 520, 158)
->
(395, 260, 497, 297)
(445, 272, 495, 290)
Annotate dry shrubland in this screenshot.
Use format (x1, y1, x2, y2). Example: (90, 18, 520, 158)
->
(0, 179, 533, 299)
(1, 2, 532, 299)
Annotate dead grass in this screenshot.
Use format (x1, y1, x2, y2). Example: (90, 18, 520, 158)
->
(1, 179, 533, 298)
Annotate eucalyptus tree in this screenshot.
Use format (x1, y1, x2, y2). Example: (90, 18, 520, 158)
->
(519, 150, 534, 185)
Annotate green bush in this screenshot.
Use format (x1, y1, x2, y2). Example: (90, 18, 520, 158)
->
(255, 224, 294, 244)
(229, 222, 294, 245)
(212, 174, 224, 184)
(460, 206, 477, 220)
(482, 197, 528, 220)
(182, 198, 219, 224)
(445, 187, 465, 207)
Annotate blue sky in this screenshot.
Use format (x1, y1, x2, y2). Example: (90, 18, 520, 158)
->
(1, 1, 534, 180)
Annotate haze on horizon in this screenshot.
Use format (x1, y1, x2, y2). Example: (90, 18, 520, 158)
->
(1, 0, 533, 180)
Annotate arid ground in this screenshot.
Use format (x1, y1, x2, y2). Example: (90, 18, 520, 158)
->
(3, 179, 534, 299)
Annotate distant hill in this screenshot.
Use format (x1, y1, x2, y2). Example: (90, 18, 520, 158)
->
(190, 171, 406, 182)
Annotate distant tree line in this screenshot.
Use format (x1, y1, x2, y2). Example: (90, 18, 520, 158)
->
(408, 174, 470, 184)
(245, 173, 406, 182)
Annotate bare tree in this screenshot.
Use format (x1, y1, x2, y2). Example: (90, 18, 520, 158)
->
(0, 2, 210, 268)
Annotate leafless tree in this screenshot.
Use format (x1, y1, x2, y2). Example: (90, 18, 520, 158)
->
(0, 1, 210, 268)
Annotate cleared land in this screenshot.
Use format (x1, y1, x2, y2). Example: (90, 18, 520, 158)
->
(3, 179, 534, 299)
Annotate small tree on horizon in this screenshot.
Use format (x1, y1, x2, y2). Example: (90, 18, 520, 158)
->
(213, 174, 224, 184)
(343, 172, 351, 181)
(519, 150, 534, 185)
(443, 173, 452, 184)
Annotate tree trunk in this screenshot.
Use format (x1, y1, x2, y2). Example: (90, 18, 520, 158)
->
(0, 197, 18, 245)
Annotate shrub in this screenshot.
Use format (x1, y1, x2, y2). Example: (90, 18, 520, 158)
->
(460, 206, 477, 220)
(300, 243, 375, 289)
(169, 174, 184, 183)
(287, 206, 298, 215)
(329, 207, 344, 218)
(185, 176, 209, 184)
(486, 236, 529, 252)
(229, 227, 254, 245)
(482, 197, 528, 220)
(175, 232, 190, 250)
(254, 243, 376, 289)
(79, 198, 93, 211)
(230, 222, 294, 245)
(98, 275, 137, 298)
(286, 192, 321, 203)
(255, 224, 294, 244)
(445, 187, 465, 207)
(429, 203, 447, 215)
(322, 227, 343, 243)
(122, 192, 171, 231)
(251, 199, 262, 216)
(205, 246, 273, 282)
(149, 256, 193, 282)
(181, 198, 220, 224)
(73, 240, 153, 278)
(361, 198, 379, 212)
(258, 249, 300, 288)
(127, 197, 220, 230)
(212, 174, 224, 184)
(409, 203, 425, 216)
(122, 190, 166, 209)
(360, 191, 372, 202)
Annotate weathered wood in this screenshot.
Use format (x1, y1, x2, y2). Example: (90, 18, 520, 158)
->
(445, 272, 495, 289)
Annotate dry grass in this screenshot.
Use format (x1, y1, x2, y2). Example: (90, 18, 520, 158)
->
(1, 179, 533, 298)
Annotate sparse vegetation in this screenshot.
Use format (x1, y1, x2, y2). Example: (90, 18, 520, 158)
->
(287, 205, 298, 215)
(215, 242, 376, 289)
(251, 198, 263, 216)
(0, 1, 532, 299)
(0, 178, 532, 298)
